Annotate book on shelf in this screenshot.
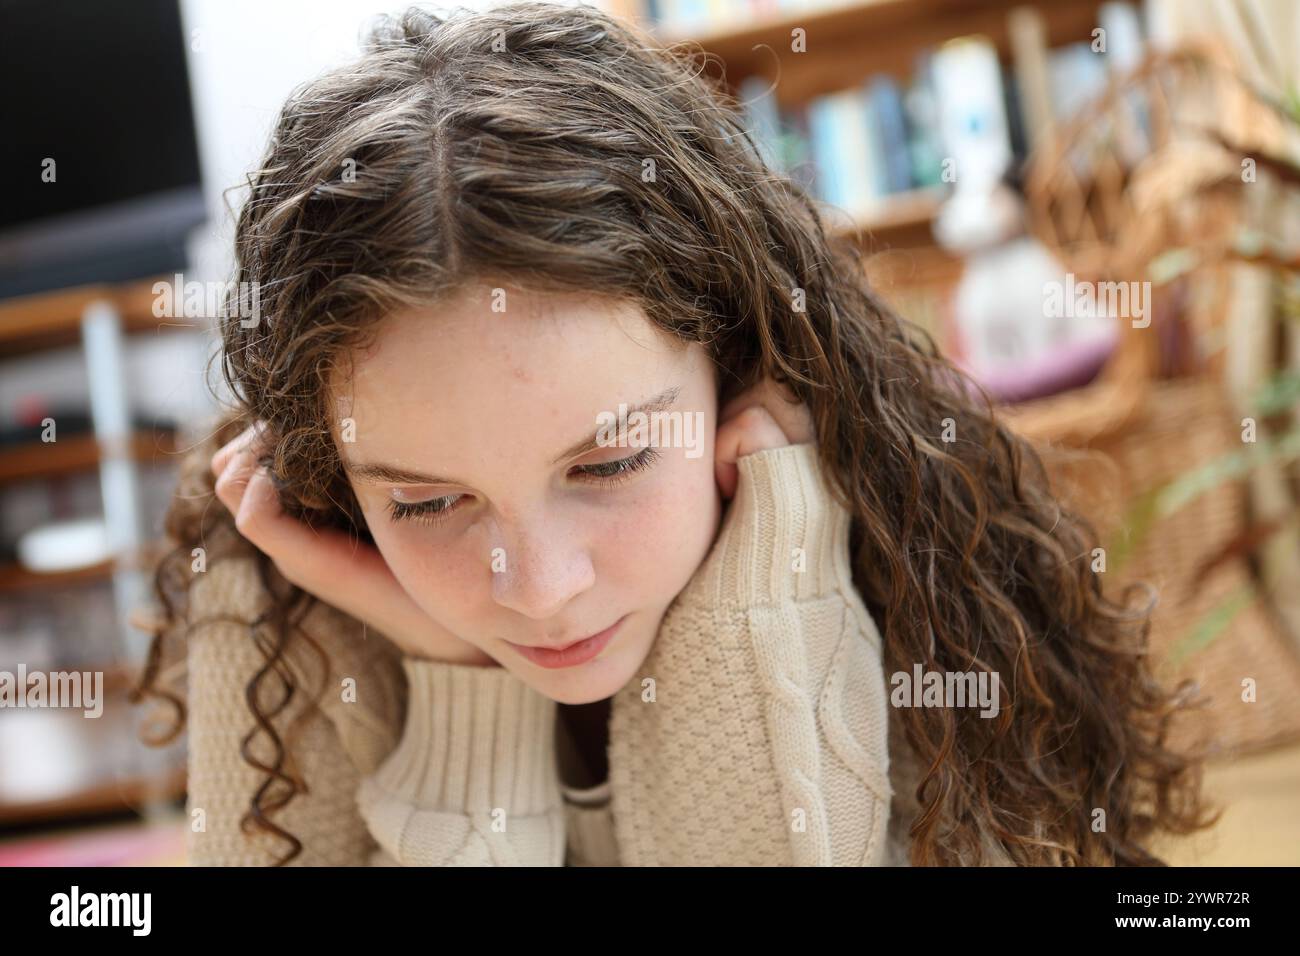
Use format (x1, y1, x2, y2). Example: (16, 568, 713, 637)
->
(735, 52, 969, 224)
(717, 3, 1149, 229)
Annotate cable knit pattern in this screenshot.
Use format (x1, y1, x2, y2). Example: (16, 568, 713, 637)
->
(607, 444, 891, 865)
(185, 555, 406, 865)
(183, 444, 900, 866)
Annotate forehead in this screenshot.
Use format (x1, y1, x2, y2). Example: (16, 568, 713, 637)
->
(342, 285, 676, 404)
(332, 285, 703, 473)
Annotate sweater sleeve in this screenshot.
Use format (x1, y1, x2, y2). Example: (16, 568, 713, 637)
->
(608, 442, 893, 866)
(184, 556, 406, 866)
(354, 657, 567, 866)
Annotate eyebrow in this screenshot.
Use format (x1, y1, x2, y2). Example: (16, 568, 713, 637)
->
(341, 385, 682, 486)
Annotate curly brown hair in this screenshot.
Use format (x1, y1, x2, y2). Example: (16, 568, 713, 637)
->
(135, 0, 1218, 866)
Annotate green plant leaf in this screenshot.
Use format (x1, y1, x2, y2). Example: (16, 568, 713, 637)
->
(1109, 424, 1300, 565)
(1165, 582, 1255, 671)
(1252, 369, 1300, 415)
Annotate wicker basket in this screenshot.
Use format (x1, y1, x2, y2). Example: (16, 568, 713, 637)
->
(1034, 377, 1300, 757)
(1003, 42, 1300, 757)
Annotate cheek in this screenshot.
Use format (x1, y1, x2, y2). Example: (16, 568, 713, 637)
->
(597, 454, 720, 600)
(365, 509, 482, 621)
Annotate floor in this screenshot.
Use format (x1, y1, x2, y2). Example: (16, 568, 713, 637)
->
(1154, 738, 1300, 866)
(1, 740, 1296, 866)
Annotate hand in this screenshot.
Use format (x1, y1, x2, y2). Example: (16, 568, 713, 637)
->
(714, 377, 816, 500)
(210, 422, 497, 667)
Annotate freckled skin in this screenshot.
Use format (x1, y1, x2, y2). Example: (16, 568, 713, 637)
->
(334, 282, 723, 705)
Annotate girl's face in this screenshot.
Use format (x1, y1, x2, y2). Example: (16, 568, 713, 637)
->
(334, 283, 722, 704)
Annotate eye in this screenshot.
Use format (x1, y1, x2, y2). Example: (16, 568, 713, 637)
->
(572, 446, 660, 485)
(384, 448, 660, 527)
(386, 493, 464, 527)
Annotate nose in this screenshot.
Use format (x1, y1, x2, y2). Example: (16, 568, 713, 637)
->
(489, 515, 595, 623)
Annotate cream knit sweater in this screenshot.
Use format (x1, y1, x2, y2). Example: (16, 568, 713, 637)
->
(183, 443, 930, 866)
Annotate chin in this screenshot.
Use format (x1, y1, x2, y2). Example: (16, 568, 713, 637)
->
(542, 679, 620, 706)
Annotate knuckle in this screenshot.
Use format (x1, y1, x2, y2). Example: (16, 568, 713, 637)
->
(212, 473, 234, 505)
(213, 466, 246, 503)
(212, 427, 251, 465)
(738, 404, 774, 428)
(232, 504, 259, 538)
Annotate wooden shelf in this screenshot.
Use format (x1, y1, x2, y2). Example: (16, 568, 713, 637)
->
(630, 0, 1109, 266)
(0, 428, 181, 485)
(824, 186, 945, 247)
(11, 663, 141, 697)
(651, 0, 1106, 105)
(0, 429, 183, 600)
(0, 667, 187, 827)
(0, 276, 202, 359)
(0, 765, 186, 828)
(0, 540, 170, 594)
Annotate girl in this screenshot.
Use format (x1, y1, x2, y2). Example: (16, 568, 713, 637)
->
(138, 1, 1216, 866)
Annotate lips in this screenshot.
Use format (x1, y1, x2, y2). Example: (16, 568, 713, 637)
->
(506, 616, 626, 669)
(538, 633, 596, 654)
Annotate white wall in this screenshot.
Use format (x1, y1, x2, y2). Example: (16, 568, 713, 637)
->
(178, 0, 447, 292)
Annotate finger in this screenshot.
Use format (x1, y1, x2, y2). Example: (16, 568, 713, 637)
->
(718, 393, 757, 427)
(210, 421, 267, 477)
(212, 445, 259, 518)
(231, 467, 375, 597)
(209, 428, 252, 477)
(730, 405, 790, 458)
(775, 396, 816, 446)
(715, 459, 739, 500)
(725, 379, 813, 446)
(714, 405, 788, 499)
(230, 465, 304, 571)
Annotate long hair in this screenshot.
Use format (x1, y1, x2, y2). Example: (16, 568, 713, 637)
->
(137, 1, 1217, 865)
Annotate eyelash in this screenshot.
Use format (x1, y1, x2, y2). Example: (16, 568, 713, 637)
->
(385, 446, 661, 527)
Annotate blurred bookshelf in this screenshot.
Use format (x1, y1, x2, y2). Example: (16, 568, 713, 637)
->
(0, 279, 194, 831)
(0, 277, 199, 358)
(644, 0, 1108, 102)
(606, 0, 1127, 327)
(0, 542, 171, 596)
(0, 726, 186, 828)
(0, 428, 180, 486)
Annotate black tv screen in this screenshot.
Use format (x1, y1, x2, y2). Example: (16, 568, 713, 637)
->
(0, 0, 206, 301)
